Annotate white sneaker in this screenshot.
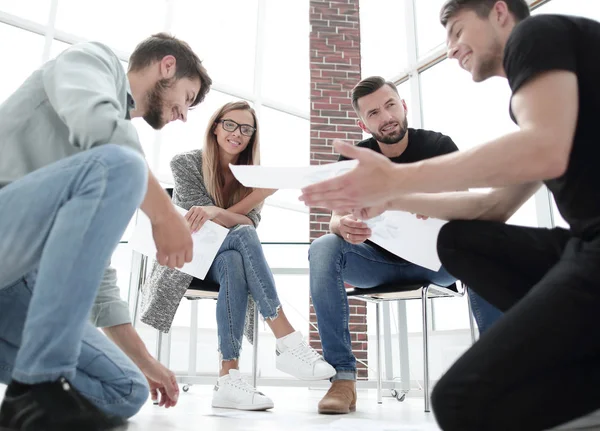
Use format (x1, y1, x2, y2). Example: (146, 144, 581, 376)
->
(211, 369, 274, 411)
(276, 331, 336, 381)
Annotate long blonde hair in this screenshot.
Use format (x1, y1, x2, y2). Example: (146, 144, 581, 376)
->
(202, 101, 261, 208)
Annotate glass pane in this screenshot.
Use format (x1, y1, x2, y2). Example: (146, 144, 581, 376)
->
(420, 59, 537, 227)
(256, 203, 309, 243)
(49, 39, 71, 60)
(533, 0, 600, 20)
(110, 243, 134, 302)
(260, 107, 309, 168)
(360, 0, 409, 79)
(415, 0, 448, 58)
(55, 0, 167, 54)
(419, 59, 537, 330)
(156, 90, 242, 181)
(0, 0, 50, 24)
(171, 0, 258, 94)
(396, 79, 413, 118)
(262, 0, 309, 109)
(551, 197, 570, 229)
(0, 24, 44, 103)
(256, 107, 309, 242)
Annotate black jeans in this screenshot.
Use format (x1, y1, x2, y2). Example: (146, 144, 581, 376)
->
(432, 220, 600, 431)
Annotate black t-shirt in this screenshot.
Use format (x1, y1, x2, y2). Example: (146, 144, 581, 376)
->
(504, 14, 600, 237)
(339, 128, 458, 164)
(339, 128, 458, 255)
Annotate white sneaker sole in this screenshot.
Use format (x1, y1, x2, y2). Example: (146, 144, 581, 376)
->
(276, 363, 336, 381)
(211, 400, 274, 411)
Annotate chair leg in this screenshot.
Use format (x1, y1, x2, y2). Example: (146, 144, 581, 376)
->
(376, 301, 383, 404)
(465, 285, 477, 345)
(252, 305, 259, 388)
(156, 330, 163, 363)
(189, 300, 199, 379)
(132, 254, 147, 329)
(422, 286, 431, 413)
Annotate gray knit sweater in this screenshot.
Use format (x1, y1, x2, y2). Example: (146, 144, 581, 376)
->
(140, 149, 260, 336)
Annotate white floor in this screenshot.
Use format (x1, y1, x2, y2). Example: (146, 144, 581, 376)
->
(0, 384, 440, 431)
(127, 386, 440, 431)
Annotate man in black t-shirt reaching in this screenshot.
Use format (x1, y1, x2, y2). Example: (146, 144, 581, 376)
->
(301, 1, 600, 430)
(309, 76, 502, 415)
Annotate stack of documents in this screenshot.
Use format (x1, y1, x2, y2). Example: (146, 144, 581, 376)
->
(231, 161, 446, 271)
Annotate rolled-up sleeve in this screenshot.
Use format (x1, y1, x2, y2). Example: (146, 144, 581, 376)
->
(89, 266, 132, 328)
(42, 42, 142, 154)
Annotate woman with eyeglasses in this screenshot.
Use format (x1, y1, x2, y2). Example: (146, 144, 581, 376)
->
(141, 101, 335, 411)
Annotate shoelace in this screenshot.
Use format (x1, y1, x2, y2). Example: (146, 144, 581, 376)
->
(288, 341, 323, 364)
(228, 376, 261, 394)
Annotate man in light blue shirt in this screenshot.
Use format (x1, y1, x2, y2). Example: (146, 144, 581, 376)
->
(0, 33, 211, 430)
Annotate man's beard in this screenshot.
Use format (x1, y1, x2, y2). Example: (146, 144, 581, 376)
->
(472, 39, 503, 83)
(371, 116, 408, 145)
(143, 78, 173, 130)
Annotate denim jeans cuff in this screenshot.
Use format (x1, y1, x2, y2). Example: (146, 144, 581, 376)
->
(331, 370, 356, 382)
(12, 367, 76, 385)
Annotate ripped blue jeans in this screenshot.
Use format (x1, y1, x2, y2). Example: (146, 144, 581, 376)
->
(206, 225, 281, 360)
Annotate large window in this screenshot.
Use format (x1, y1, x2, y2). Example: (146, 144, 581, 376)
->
(0, 23, 44, 103)
(0, 0, 50, 25)
(171, 0, 259, 95)
(415, 0, 447, 58)
(55, 0, 166, 54)
(0, 0, 310, 381)
(360, 0, 409, 79)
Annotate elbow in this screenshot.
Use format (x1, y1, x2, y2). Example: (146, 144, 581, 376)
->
(538, 135, 572, 180)
(543, 151, 569, 180)
(475, 195, 511, 223)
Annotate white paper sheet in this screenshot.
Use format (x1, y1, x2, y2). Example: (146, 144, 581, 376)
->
(129, 206, 228, 279)
(229, 160, 358, 189)
(365, 211, 447, 272)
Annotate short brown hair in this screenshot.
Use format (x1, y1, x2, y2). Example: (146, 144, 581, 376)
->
(351, 76, 399, 115)
(129, 33, 212, 107)
(440, 0, 530, 27)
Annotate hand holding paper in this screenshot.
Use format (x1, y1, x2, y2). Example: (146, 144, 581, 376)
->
(365, 211, 447, 271)
(130, 205, 229, 280)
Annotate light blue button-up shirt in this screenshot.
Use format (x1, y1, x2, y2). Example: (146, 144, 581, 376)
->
(0, 41, 144, 327)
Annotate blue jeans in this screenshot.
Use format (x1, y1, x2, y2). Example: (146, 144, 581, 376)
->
(206, 225, 282, 361)
(467, 288, 503, 334)
(309, 234, 500, 381)
(0, 145, 150, 417)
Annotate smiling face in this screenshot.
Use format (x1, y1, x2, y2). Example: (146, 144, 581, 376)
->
(143, 76, 200, 130)
(213, 109, 255, 158)
(445, 8, 505, 82)
(356, 85, 409, 145)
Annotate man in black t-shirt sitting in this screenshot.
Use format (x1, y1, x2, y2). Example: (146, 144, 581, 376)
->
(301, 1, 600, 430)
(309, 76, 502, 415)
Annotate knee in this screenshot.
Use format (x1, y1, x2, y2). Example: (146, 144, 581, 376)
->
(97, 144, 148, 199)
(437, 220, 472, 269)
(215, 250, 245, 280)
(309, 234, 343, 266)
(123, 372, 150, 418)
(229, 224, 260, 245)
(431, 377, 463, 431)
(101, 369, 149, 419)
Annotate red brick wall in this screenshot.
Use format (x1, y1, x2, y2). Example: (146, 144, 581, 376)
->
(308, 0, 368, 380)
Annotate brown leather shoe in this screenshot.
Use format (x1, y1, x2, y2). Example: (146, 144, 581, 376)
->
(318, 380, 357, 414)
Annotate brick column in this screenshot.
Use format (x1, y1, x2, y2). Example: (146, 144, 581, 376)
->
(308, 0, 368, 380)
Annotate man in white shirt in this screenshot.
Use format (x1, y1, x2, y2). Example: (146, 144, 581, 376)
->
(0, 33, 211, 430)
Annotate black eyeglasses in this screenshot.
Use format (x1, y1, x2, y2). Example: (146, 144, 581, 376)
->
(217, 119, 256, 137)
